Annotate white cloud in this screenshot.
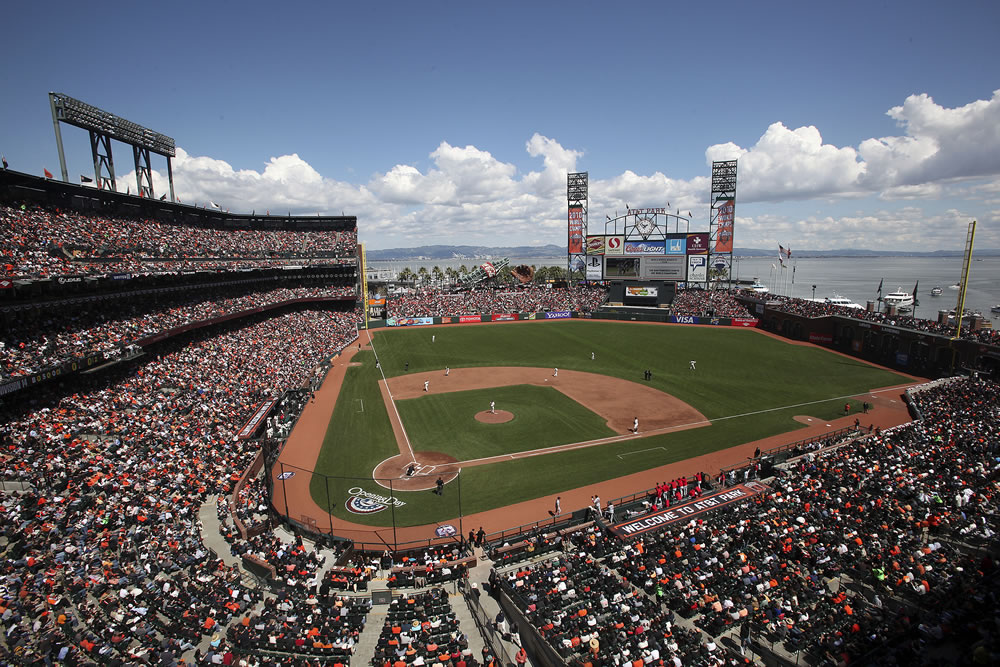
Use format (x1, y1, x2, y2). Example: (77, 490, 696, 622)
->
(111, 90, 1000, 250)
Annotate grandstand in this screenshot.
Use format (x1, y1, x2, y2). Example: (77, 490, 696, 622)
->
(2, 167, 999, 667)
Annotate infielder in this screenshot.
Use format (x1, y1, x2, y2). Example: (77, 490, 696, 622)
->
(632, 417, 639, 434)
(424, 380, 429, 392)
(445, 367, 450, 376)
(553, 368, 558, 377)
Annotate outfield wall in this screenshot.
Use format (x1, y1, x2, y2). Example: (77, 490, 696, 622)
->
(366, 311, 758, 329)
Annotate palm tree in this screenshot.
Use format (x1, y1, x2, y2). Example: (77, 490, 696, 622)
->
(417, 267, 429, 284)
(458, 264, 468, 278)
(432, 266, 444, 284)
(397, 267, 414, 283)
(445, 267, 458, 284)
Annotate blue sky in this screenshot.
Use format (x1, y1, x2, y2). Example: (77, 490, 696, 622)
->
(2, 1, 1000, 250)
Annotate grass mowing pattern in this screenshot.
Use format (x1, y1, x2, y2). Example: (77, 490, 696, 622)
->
(396, 384, 616, 461)
(309, 322, 909, 526)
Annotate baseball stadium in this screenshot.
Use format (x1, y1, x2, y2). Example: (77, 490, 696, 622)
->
(1, 96, 998, 667)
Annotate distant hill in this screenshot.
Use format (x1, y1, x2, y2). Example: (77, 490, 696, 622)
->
(364, 244, 1000, 260)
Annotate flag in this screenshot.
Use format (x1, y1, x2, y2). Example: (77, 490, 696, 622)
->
(771, 263, 777, 270)
(786, 247, 791, 259)
(44, 168, 54, 179)
(778, 252, 785, 268)
(912, 280, 919, 307)
(210, 201, 220, 209)
(779, 244, 786, 257)
(80, 175, 93, 183)
(159, 194, 167, 201)
(876, 278, 883, 296)
(2, 155, 7, 169)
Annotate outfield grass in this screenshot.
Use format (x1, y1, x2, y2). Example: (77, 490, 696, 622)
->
(397, 384, 617, 461)
(306, 321, 909, 526)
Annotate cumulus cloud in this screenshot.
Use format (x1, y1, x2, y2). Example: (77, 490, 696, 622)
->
(112, 90, 1000, 249)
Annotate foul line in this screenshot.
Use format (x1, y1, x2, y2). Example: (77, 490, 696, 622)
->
(617, 446, 666, 459)
(367, 329, 417, 464)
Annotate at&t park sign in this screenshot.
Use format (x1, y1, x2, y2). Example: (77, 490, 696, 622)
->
(627, 208, 668, 216)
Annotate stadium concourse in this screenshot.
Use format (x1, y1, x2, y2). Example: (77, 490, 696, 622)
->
(0, 197, 997, 665)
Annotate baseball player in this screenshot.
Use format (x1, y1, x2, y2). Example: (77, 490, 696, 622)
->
(591, 351, 595, 360)
(553, 368, 558, 377)
(445, 367, 450, 376)
(490, 401, 495, 414)
(632, 417, 639, 434)
(424, 380, 429, 392)
(689, 360, 697, 371)
(432, 335, 435, 343)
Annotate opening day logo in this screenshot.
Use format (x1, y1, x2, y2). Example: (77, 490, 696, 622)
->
(345, 487, 407, 514)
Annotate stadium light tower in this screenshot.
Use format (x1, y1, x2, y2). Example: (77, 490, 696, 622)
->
(48, 92, 176, 200)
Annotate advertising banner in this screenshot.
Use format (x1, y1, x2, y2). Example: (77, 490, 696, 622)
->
(809, 332, 833, 344)
(586, 236, 606, 255)
(670, 315, 698, 324)
(665, 235, 686, 255)
(387, 317, 434, 327)
(585, 256, 603, 281)
(625, 286, 658, 298)
(459, 315, 482, 323)
(491, 313, 519, 321)
(639, 255, 685, 280)
(604, 257, 640, 278)
(481, 262, 496, 278)
(687, 255, 707, 283)
(605, 235, 624, 255)
(686, 233, 709, 254)
(624, 240, 665, 255)
(731, 318, 759, 327)
(715, 199, 735, 252)
(568, 205, 585, 254)
(544, 311, 572, 319)
(609, 484, 766, 538)
(0, 280, 12, 289)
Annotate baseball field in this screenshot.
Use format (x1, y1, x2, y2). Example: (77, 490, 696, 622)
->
(277, 320, 911, 530)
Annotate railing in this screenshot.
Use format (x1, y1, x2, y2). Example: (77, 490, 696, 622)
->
(458, 577, 517, 667)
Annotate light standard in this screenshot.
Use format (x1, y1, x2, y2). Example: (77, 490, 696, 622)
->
(812, 284, 817, 301)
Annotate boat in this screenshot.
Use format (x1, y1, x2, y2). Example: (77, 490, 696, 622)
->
(930, 286, 943, 297)
(948, 283, 960, 290)
(823, 295, 864, 309)
(883, 288, 914, 311)
(748, 279, 769, 294)
(992, 305, 1000, 315)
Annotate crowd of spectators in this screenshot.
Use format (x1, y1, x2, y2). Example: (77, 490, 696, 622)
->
(0, 307, 359, 664)
(670, 289, 752, 319)
(1, 203, 357, 279)
(756, 290, 999, 345)
(1, 283, 356, 380)
(384, 284, 608, 318)
(499, 552, 726, 666)
(371, 588, 475, 667)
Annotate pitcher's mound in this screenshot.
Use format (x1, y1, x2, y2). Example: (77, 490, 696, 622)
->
(475, 410, 513, 424)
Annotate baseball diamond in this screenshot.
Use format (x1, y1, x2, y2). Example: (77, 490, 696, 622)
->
(273, 318, 918, 542)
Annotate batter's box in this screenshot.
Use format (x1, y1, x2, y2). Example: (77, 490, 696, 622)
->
(617, 446, 666, 459)
(405, 463, 436, 477)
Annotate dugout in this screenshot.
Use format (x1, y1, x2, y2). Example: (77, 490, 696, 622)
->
(607, 280, 675, 307)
